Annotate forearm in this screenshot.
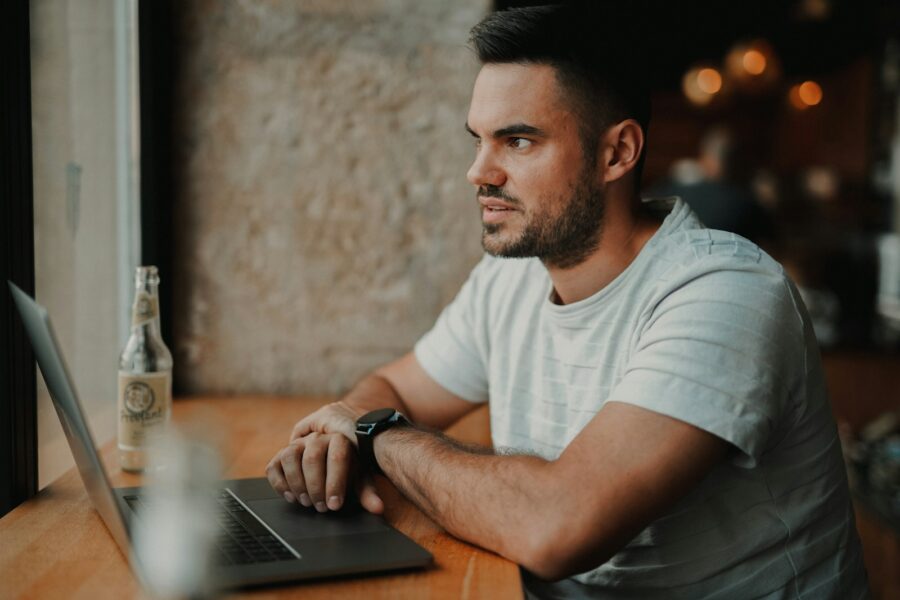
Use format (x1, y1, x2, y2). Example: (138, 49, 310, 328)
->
(337, 373, 411, 418)
(374, 425, 556, 573)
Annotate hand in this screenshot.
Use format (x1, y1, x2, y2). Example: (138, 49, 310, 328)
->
(290, 401, 360, 442)
(266, 431, 385, 514)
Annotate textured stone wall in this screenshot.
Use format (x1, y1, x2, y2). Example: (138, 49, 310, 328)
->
(172, 0, 489, 395)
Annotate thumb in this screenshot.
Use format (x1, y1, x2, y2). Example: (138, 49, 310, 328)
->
(356, 476, 384, 515)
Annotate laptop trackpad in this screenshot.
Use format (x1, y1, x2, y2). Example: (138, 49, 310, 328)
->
(246, 498, 390, 540)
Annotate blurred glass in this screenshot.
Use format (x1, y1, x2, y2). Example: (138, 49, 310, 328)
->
(132, 419, 223, 599)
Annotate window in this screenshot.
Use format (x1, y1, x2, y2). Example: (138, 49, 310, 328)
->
(30, 0, 141, 487)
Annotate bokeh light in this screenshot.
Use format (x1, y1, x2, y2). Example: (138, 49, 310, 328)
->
(789, 80, 823, 109)
(697, 68, 723, 94)
(799, 81, 823, 105)
(725, 40, 780, 91)
(742, 50, 767, 75)
(682, 66, 724, 106)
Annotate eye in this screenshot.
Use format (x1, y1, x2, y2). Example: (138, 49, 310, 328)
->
(509, 137, 532, 150)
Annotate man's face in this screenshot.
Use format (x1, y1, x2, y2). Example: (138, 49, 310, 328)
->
(465, 63, 605, 269)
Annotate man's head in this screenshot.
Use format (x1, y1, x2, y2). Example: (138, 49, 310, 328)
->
(466, 4, 650, 269)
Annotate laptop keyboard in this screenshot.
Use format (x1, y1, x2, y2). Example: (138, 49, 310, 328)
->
(124, 490, 298, 565)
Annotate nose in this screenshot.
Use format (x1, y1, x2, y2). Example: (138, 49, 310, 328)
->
(466, 147, 506, 188)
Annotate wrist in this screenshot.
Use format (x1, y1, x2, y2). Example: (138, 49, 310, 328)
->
(372, 424, 414, 474)
(355, 408, 410, 475)
(336, 399, 367, 418)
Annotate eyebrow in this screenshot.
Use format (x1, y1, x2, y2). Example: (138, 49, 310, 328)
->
(465, 122, 547, 139)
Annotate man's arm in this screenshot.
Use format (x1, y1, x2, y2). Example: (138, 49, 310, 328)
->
(289, 352, 481, 442)
(373, 400, 730, 580)
(268, 355, 731, 578)
(267, 352, 480, 513)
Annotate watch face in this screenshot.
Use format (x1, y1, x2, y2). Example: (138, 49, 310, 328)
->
(359, 407, 397, 425)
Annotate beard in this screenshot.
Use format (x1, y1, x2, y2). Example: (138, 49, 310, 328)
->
(480, 170, 605, 270)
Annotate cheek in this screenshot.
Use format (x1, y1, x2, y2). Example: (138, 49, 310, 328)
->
(512, 154, 581, 212)
(507, 154, 556, 193)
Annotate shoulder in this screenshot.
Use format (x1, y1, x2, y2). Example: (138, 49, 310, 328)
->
(646, 235, 808, 367)
(672, 232, 787, 288)
(647, 204, 789, 299)
(634, 209, 806, 338)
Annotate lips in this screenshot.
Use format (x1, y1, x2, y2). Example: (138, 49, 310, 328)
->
(478, 198, 517, 211)
(479, 197, 518, 224)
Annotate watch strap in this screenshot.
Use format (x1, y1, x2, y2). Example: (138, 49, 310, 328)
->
(355, 409, 408, 475)
(357, 427, 381, 475)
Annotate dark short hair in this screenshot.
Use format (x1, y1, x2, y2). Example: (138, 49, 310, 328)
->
(469, 3, 651, 184)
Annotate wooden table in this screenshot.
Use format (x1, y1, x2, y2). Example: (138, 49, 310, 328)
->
(0, 396, 522, 599)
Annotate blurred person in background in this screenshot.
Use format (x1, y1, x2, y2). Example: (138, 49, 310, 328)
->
(650, 125, 775, 246)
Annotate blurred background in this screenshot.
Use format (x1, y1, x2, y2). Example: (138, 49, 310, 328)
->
(5, 0, 900, 596)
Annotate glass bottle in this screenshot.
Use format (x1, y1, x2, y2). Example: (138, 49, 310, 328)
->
(118, 266, 173, 472)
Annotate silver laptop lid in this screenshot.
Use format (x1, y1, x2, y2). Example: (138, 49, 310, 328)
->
(8, 281, 131, 553)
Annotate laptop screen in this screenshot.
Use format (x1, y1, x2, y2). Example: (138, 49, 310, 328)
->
(9, 282, 131, 553)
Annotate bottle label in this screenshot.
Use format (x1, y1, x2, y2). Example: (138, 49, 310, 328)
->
(131, 292, 159, 327)
(118, 371, 171, 449)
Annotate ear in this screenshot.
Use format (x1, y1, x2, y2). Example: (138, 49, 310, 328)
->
(600, 119, 644, 184)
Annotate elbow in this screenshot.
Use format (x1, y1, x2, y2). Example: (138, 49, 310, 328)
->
(520, 555, 570, 583)
(500, 464, 619, 581)
(516, 519, 617, 582)
(516, 527, 591, 582)
(518, 537, 577, 582)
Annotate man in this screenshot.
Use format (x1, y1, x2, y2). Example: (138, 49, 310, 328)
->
(267, 5, 868, 598)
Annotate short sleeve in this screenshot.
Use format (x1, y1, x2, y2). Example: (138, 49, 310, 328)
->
(414, 256, 494, 403)
(609, 262, 806, 468)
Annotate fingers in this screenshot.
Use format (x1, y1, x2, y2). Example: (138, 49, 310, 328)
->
(266, 432, 362, 513)
(300, 433, 354, 513)
(280, 440, 312, 507)
(324, 434, 353, 511)
(290, 415, 314, 441)
(301, 433, 329, 512)
(266, 445, 306, 505)
(265, 455, 290, 500)
(357, 477, 385, 515)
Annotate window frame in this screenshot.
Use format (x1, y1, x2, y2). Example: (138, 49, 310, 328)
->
(138, 0, 176, 351)
(0, 0, 38, 518)
(1, 0, 175, 517)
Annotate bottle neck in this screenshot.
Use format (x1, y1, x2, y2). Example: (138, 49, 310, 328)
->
(130, 282, 163, 339)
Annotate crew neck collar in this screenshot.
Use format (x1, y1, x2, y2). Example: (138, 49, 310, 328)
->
(542, 197, 688, 320)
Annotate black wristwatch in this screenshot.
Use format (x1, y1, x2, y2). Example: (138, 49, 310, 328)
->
(355, 408, 409, 475)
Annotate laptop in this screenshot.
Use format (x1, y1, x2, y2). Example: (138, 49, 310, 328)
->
(8, 282, 432, 590)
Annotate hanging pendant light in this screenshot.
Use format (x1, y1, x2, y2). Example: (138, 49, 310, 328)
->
(725, 39, 781, 92)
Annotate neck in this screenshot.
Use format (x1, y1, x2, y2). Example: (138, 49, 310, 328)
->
(546, 193, 660, 305)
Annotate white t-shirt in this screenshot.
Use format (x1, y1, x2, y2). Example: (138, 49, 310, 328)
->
(414, 198, 869, 599)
